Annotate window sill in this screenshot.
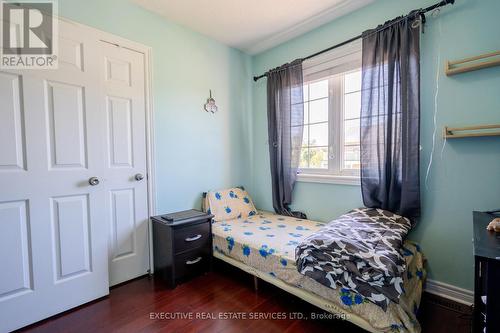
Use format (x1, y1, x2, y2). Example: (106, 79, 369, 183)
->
(296, 173, 360, 186)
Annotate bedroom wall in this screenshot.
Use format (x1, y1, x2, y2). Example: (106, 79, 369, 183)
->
(250, 0, 500, 291)
(59, 0, 253, 213)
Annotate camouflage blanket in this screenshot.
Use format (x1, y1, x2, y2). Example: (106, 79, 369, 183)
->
(296, 208, 412, 310)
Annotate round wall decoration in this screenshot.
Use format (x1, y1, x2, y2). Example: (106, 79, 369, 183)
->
(204, 90, 218, 114)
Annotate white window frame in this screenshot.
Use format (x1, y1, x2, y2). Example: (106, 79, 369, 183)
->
(297, 41, 362, 186)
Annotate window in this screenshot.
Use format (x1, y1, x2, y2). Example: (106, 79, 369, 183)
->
(297, 43, 362, 185)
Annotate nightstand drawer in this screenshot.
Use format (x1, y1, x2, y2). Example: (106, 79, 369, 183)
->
(174, 247, 210, 280)
(174, 222, 210, 253)
(152, 209, 213, 288)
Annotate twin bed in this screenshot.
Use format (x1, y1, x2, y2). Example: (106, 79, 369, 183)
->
(203, 188, 425, 333)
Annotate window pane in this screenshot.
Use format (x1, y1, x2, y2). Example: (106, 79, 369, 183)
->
(308, 147, 328, 169)
(344, 146, 360, 170)
(309, 122, 328, 146)
(303, 102, 309, 125)
(309, 98, 328, 123)
(302, 126, 308, 147)
(344, 91, 361, 120)
(299, 53, 362, 174)
(309, 79, 328, 100)
(300, 148, 309, 168)
(344, 119, 360, 145)
(345, 70, 361, 93)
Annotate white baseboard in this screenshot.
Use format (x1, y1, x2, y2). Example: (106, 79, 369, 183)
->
(425, 279, 474, 306)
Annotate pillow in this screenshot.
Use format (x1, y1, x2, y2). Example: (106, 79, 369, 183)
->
(204, 187, 257, 222)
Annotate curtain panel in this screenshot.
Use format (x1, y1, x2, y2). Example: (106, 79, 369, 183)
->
(360, 16, 421, 221)
(266, 59, 307, 218)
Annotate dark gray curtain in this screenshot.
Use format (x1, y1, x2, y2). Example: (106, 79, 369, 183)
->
(360, 16, 421, 221)
(266, 59, 306, 219)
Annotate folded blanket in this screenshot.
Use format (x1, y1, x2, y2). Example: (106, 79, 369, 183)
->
(295, 208, 412, 310)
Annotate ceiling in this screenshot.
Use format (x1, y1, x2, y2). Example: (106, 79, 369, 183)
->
(133, 0, 374, 54)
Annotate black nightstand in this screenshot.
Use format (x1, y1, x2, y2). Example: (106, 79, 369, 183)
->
(152, 209, 214, 288)
(473, 210, 500, 333)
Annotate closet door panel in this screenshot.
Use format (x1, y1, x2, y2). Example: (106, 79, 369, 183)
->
(0, 19, 109, 332)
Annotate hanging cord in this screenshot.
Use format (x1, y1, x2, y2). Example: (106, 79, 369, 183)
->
(425, 10, 444, 188)
(434, 8, 448, 160)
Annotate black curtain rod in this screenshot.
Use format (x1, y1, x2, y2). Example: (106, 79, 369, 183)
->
(253, 0, 455, 82)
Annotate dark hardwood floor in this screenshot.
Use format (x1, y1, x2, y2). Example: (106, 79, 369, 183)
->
(19, 260, 472, 333)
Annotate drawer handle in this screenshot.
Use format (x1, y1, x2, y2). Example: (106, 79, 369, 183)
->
(186, 257, 202, 265)
(185, 234, 202, 242)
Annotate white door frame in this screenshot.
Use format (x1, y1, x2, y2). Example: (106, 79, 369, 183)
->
(58, 17, 157, 275)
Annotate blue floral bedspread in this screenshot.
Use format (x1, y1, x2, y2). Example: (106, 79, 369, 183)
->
(211, 211, 425, 333)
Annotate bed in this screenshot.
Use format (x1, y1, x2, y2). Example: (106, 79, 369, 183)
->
(204, 188, 425, 333)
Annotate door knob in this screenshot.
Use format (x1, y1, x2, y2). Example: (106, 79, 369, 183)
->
(134, 173, 144, 181)
(88, 177, 100, 186)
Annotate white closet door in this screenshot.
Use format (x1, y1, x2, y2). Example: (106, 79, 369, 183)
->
(0, 20, 109, 332)
(100, 42, 150, 286)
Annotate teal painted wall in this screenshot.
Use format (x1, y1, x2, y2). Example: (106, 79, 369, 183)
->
(58, 0, 253, 213)
(58, 0, 500, 290)
(250, 0, 500, 290)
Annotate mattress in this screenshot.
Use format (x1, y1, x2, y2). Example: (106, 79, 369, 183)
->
(212, 211, 425, 333)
